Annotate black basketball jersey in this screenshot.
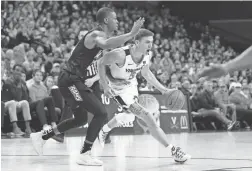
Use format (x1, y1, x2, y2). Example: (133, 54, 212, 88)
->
(85, 51, 103, 79)
(65, 29, 102, 79)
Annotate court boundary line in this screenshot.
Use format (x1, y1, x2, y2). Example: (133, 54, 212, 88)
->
(1, 155, 252, 161)
(202, 166, 252, 171)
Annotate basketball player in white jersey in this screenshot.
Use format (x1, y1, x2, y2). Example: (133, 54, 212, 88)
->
(98, 29, 191, 163)
(197, 45, 252, 80)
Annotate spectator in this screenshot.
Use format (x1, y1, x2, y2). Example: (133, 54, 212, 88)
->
(1, 64, 32, 135)
(229, 83, 252, 128)
(230, 83, 252, 110)
(214, 81, 229, 105)
(22, 50, 35, 75)
(159, 51, 175, 76)
(190, 81, 236, 130)
(51, 62, 61, 76)
(180, 79, 192, 96)
(28, 69, 59, 129)
(44, 76, 55, 95)
(214, 80, 236, 122)
(28, 70, 48, 101)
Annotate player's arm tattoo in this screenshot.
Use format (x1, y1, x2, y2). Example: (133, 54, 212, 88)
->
(128, 102, 149, 117)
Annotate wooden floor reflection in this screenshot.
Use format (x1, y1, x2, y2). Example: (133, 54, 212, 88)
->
(2, 131, 252, 171)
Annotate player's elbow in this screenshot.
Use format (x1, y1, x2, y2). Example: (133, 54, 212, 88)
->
(98, 41, 114, 50)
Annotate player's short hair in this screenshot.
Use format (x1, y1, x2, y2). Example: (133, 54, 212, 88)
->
(134, 29, 154, 41)
(96, 7, 114, 24)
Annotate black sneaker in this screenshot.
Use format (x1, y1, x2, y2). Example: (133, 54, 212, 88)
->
(51, 133, 64, 143)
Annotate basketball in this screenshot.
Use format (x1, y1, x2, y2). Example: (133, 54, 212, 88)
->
(164, 89, 185, 110)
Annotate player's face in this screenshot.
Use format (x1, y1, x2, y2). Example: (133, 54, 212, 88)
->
(137, 36, 153, 53)
(106, 12, 118, 31)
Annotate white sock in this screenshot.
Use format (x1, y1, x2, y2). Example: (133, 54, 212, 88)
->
(52, 126, 61, 135)
(103, 124, 111, 133)
(43, 124, 50, 130)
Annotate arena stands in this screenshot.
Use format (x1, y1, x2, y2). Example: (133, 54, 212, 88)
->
(1, 1, 252, 138)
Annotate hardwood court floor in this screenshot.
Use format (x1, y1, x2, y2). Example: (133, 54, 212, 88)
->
(1, 131, 252, 171)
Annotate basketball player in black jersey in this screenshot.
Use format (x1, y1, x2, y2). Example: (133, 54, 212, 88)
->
(30, 7, 144, 166)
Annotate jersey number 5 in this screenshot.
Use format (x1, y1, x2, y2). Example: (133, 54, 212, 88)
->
(129, 71, 136, 80)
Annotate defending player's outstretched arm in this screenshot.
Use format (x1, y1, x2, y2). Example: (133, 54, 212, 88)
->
(197, 45, 252, 80)
(92, 18, 145, 49)
(141, 64, 168, 94)
(223, 45, 252, 73)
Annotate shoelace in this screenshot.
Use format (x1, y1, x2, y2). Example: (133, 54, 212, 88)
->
(42, 127, 53, 136)
(172, 147, 186, 159)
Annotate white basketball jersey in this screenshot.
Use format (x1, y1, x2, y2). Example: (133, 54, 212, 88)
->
(109, 46, 151, 91)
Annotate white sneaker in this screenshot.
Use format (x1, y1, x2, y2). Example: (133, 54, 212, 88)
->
(30, 132, 46, 155)
(98, 129, 109, 148)
(76, 151, 103, 166)
(171, 146, 191, 163)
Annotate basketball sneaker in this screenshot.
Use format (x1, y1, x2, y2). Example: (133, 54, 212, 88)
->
(30, 131, 46, 155)
(171, 146, 191, 163)
(76, 150, 103, 166)
(98, 129, 109, 148)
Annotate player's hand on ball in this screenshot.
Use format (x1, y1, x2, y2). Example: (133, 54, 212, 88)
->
(162, 88, 178, 95)
(85, 78, 95, 88)
(130, 17, 145, 36)
(196, 64, 228, 80)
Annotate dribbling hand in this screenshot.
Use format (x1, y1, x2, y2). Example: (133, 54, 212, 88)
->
(162, 88, 178, 95)
(130, 17, 145, 36)
(196, 64, 228, 80)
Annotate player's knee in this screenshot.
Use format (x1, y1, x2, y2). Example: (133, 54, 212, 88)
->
(115, 113, 125, 124)
(115, 112, 135, 125)
(73, 107, 88, 126)
(74, 118, 87, 127)
(115, 112, 124, 119)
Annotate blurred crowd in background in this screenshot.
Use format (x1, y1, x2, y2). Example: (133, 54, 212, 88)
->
(1, 1, 252, 138)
